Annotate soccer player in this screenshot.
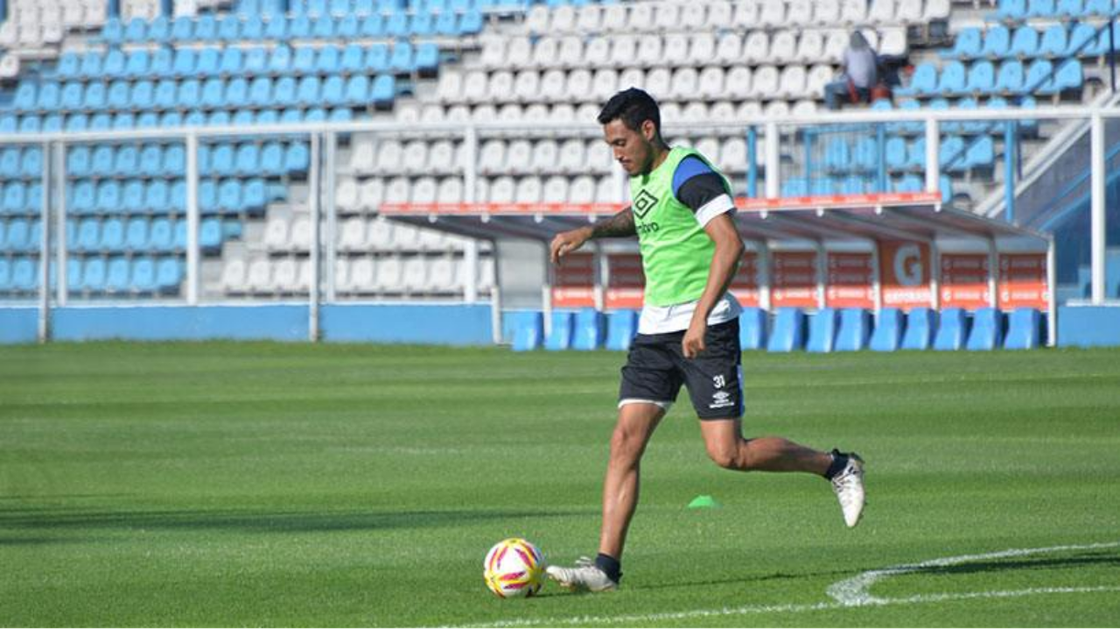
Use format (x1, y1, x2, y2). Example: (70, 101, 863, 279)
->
(544, 88, 866, 593)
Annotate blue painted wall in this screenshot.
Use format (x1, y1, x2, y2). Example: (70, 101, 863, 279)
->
(1057, 306, 1120, 347)
(0, 304, 494, 345)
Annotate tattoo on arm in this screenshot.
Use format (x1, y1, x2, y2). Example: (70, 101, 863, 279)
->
(589, 207, 636, 239)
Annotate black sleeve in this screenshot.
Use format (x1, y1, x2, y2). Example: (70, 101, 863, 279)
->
(677, 173, 732, 214)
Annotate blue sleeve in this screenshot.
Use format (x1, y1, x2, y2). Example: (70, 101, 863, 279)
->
(671, 156, 715, 198)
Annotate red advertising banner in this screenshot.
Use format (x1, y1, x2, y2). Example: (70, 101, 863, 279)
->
(998, 253, 1048, 310)
(825, 252, 875, 309)
(940, 254, 991, 310)
(605, 253, 644, 310)
(552, 252, 596, 308)
(879, 241, 931, 310)
(771, 251, 818, 308)
(730, 251, 761, 307)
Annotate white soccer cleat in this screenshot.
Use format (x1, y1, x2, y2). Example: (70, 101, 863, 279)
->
(831, 452, 866, 528)
(545, 557, 618, 593)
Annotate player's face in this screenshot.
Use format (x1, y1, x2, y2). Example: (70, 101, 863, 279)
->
(602, 118, 657, 176)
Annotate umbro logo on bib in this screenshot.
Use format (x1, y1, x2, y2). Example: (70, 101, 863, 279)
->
(633, 190, 658, 219)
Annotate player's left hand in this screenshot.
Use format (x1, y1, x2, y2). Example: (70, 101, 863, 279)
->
(682, 319, 707, 359)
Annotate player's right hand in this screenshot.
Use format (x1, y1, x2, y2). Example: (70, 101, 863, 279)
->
(549, 227, 592, 266)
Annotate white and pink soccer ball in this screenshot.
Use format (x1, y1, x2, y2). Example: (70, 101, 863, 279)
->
(483, 538, 546, 598)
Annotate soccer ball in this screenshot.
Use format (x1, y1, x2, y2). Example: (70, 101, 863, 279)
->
(483, 538, 546, 598)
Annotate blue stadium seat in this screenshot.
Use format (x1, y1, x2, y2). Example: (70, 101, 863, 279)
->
(60, 82, 83, 111)
(1024, 58, 1056, 93)
(153, 80, 177, 110)
(218, 15, 241, 41)
(131, 80, 155, 111)
(243, 48, 268, 76)
(293, 46, 317, 75)
(249, 77, 273, 107)
(146, 47, 172, 78)
(64, 114, 88, 132)
(868, 308, 904, 351)
(853, 137, 878, 172)
(137, 145, 163, 178)
(100, 218, 124, 252)
(200, 217, 223, 251)
(96, 181, 122, 213)
(767, 307, 806, 352)
(966, 60, 995, 94)
(280, 108, 303, 124)
(148, 218, 174, 251)
(114, 145, 138, 174)
(781, 177, 810, 197)
(343, 75, 369, 105)
(78, 51, 104, 79)
(197, 48, 221, 76)
(511, 310, 543, 351)
(1039, 24, 1069, 58)
(102, 49, 127, 79)
(605, 309, 638, 351)
(435, 10, 458, 36)
(322, 76, 345, 106)
(938, 61, 967, 95)
(55, 52, 81, 79)
(162, 145, 185, 177)
(132, 257, 157, 293)
(296, 76, 321, 106)
(824, 138, 850, 172)
(460, 8, 483, 34)
(234, 144, 259, 176)
(572, 307, 606, 350)
(1010, 27, 1040, 58)
(312, 15, 335, 38)
(270, 77, 296, 107)
(126, 217, 149, 250)
(177, 79, 202, 108)
(739, 306, 767, 350)
(0, 148, 19, 179)
(0, 258, 9, 291)
(900, 307, 936, 350)
(991, 0, 1027, 20)
(1004, 308, 1043, 349)
(264, 16, 288, 40)
(124, 49, 150, 79)
(257, 109, 280, 125)
(183, 111, 206, 127)
(389, 43, 414, 73)
(173, 48, 196, 77)
(544, 310, 575, 351)
(36, 82, 61, 112)
(43, 115, 63, 134)
(996, 59, 1025, 94)
(337, 14, 360, 38)
(1068, 22, 1099, 56)
(1027, 0, 1057, 16)
(200, 77, 224, 108)
(966, 136, 995, 169)
(197, 180, 218, 213)
(18, 115, 42, 134)
(218, 48, 243, 77)
(70, 181, 96, 215)
(195, 15, 218, 41)
(156, 257, 183, 292)
(966, 307, 1004, 350)
(12, 82, 38, 112)
(81, 258, 107, 292)
(231, 110, 255, 126)
(5, 219, 29, 250)
(933, 308, 970, 350)
(289, 15, 312, 39)
(371, 75, 397, 107)
(285, 143, 310, 173)
(418, 41, 439, 72)
(260, 142, 284, 175)
(122, 180, 146, 214)
(834, 308, 871, 351)
(222, 78, 247, 109)
(12, 258, 36, 291)
(341, 44, 365, 74)
(940, 136, 967, 172)
(112, 112, 136, 130)
(242, 179, 269, 212)
(1053, 59, 1083, 91)
(385, 12, 409, 37)
(270, 45, 293, 75)
(106, 257, 130, 292)
(360, 13, 384, 37)
(90, 145, 114, 177)
(896, 63, 937, 97)
(942, 28, 983, 59)
(806, 308, 838, 353)
(20, 147, 41, 179)
(367, 43, 390, 72)
(217, 179, 242, 213)
(317, 47, 341, 75)
(410, 12, 435, 37)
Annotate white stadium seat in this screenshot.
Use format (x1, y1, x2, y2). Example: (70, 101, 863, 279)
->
(637, 34, 663, 68)
(359, 179, 384, 211)
(841, 0, 868, 25)
(750, 66, 779, 99)
(596, 176, 621, 203)
(471, 104, 498, 122)
(698, 66, 726, 100)
(576, 4, 601, 32)
(716, 33, 743, 66)
(478, 140, 506, 175)
(610, 35, 638, 68)
(437, 178, 463, 204)
(507, 37, 534, 70)
(663, 33, 690, 67)
(515, 177, 542, 204)
(706, 1, 732, 28)
(602, 2, 627, 31)
(339, 217, 367, 252)
(777, 65, 808, 99)
(489, 177, 516, 204)
(924, 0, 951, 20)
(349, 258, 376, 292)
(558, 36, 584, 68)
(532, 140, 559, 174)
(869, 0, 896, 24)
(880, 28, 908, 56)
(273, 259, 298, 292)
(815, 0, 841, 24)
(367, 218, 394, 249)
(376, 140, 404, 175)
(655, 3, 679, 32)
(506, 140, 533, 174)
(788, 0, 814, 25)
(436, 69, 463, 104)
(565, 69, 593, 103)
(807, 64, 836, 96)
(479, 37, 506, 69)
(296, 260, 312, 293)
(765, 100, 790, 117)
(725, 66, 753, 100)
(427, 141, 455, 175)
(627, 2, 653, 31)
(645, 67, 672, 100)
(569, 176, 596, 204)
(733, 1, 759, 28)
(669, 67, 699, 101)
(532, 36, 559, 69)
(402, 140, 428, 174)
(681, 2, 706, 29)
(420, 105, 444, 124)
(689, 33, 717, 67)
(498, 103, 524, 122)
(384, 177, 411, 205)
(896, 0, 923, 22)
(334, 260, 352, 293)
(427, 257, 458, 293)
(247, 259, 273, 293)
(392, 222, 422, 250)
(791, 100, 818, 116)
(264, 216, 291, 251)
(719, 137, 749, 174)
(586, 139, 612, 173)
(825, 30, 849, 62)
(349, 136, 376, 171)
(542, 176, 569, 203)
(797, 30, 825, 63)
(376, 257, 403, 292)
(618, 67, 645, 92)
(336, 178, 359, 211)
(710, 100, 737, 121)
(558, 138, 586, 174)
(412, 177, 438, 204)
(770, 31, 798, 64)
(760, 0, 786, 27)
(680, 102, 709, 123)
(592, 69, 619, 102)
(525, 4, 550, 33)
(585, 37, 611, 68)
(417, 227, 447, 252)
(743, 32, 769, 64)
(514, 71, 540, 103)
(487, 71, 515, 104)
(221, 259, 248, 294)
(737, 101, 763, 121)
(463, 70, 488, 104)
(550, 4, 576, 32)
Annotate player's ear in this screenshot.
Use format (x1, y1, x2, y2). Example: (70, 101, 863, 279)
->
(641, 119, 657, 142)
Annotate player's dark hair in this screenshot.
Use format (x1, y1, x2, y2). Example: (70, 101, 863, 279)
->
(597, 88, 661, 134)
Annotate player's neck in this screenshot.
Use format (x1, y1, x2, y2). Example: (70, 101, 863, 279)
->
(644, 144, 671, 175)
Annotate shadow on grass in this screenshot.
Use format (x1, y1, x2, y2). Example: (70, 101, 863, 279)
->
(0, 507, 594, 538)
(917, 550, 1120, 576)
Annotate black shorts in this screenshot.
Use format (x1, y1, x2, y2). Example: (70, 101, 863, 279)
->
(618, 319, 743, 420)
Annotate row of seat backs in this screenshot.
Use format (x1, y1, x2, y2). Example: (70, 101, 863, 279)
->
(0, 255, 184, 293)
(871, 95, 1041, 136)
(781, 174, 954, 199)
(942, 22, 1116, 61)
(57, 141, 309, 180)
(238, 0, 488, 18)
(0, 105, 358, 135)
(896, 58, 1083, 97)
(510, 308, 633, 351)
(822, 134, 996, 175)
(988, 0, 1119, 21)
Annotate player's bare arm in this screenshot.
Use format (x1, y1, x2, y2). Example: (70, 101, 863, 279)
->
(549, 207, 635, 265)
(682, 213, 744, 359)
